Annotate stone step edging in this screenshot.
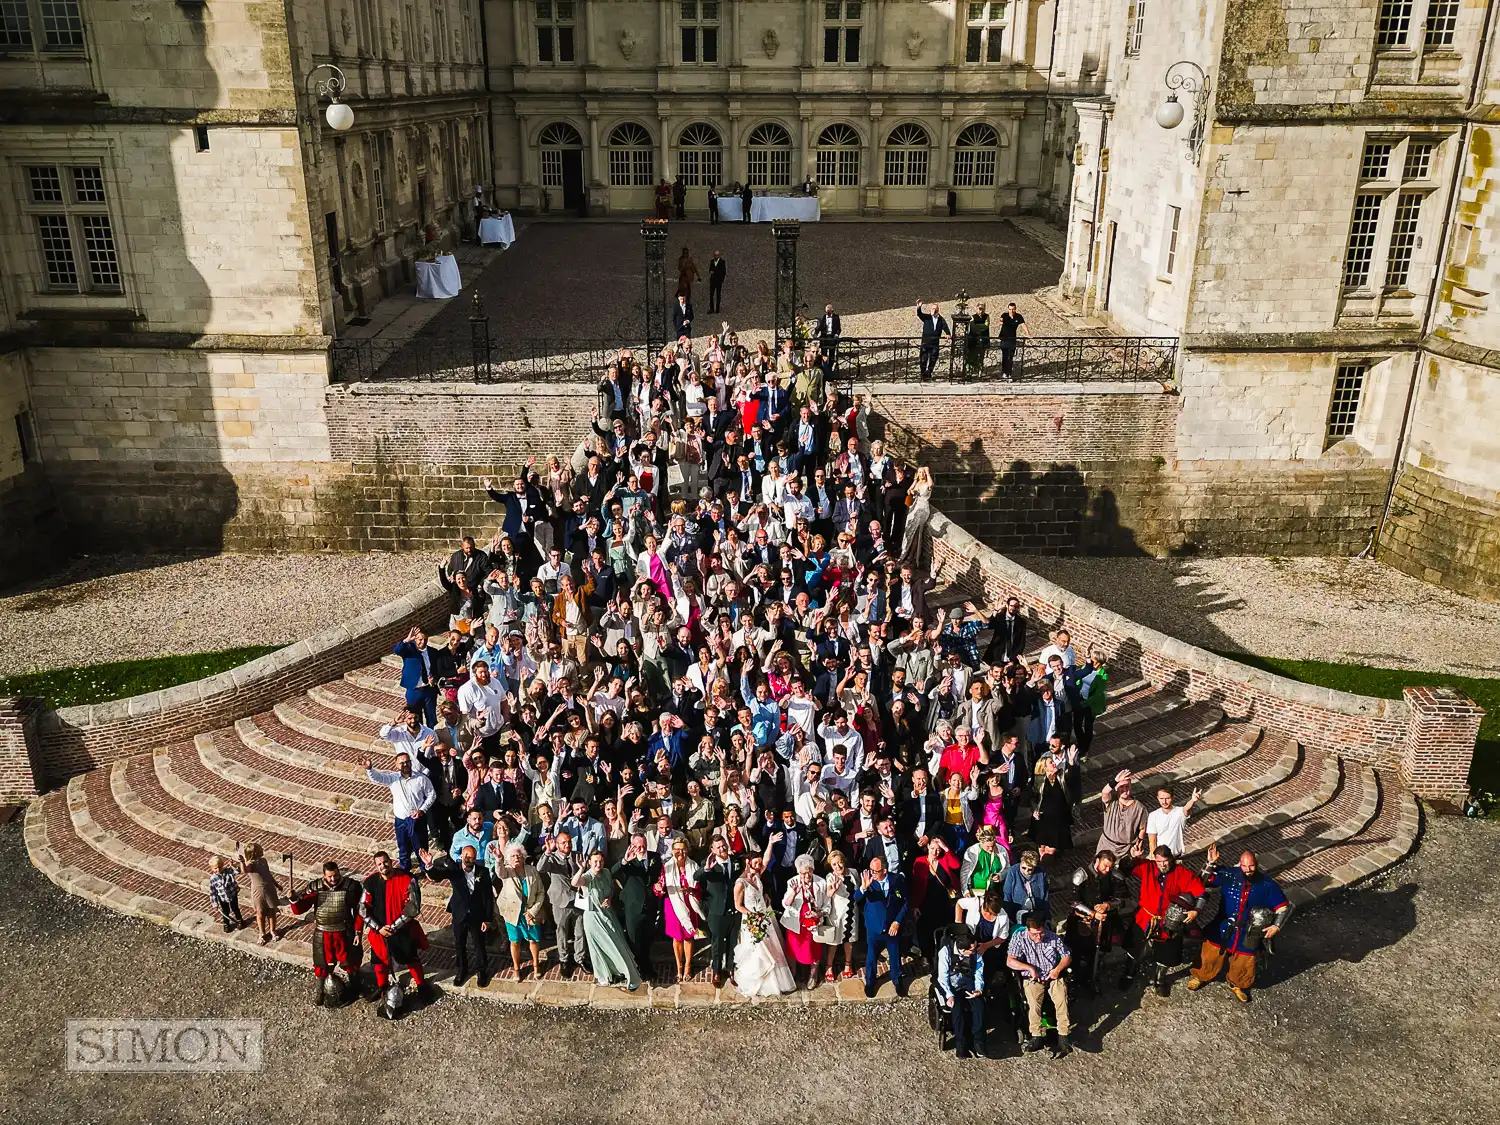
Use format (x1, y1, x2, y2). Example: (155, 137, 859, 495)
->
(198, 731, 390, 822)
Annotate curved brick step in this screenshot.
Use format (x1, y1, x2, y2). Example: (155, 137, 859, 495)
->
(1194, 732, 1301, 808)
(69, 771, 210, 891)
(198, 730, 390, 820)
(1080, 702, 1224, 778)
(292, 694, 385, 739)
(345, 664, 406, 698)
(309, 679, 405, 725)
(244, 713, 395, 776)
(1278, 780, 1422, 907)
(1092, 689, 1188, 736)
(1185, 748, 1340, 855)
(380, 653, 403, 671)
(274, 699, 386, 755)
(153, 743, 389, 854)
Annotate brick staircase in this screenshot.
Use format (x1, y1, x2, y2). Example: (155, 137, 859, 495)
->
(25, 614, 1422, 1009)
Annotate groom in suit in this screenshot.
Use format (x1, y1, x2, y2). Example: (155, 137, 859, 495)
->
(855, 855, 910, 998)
(700, 835, 743, 988)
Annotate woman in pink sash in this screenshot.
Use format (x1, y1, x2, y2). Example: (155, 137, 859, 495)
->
(656, 838, 703, 982)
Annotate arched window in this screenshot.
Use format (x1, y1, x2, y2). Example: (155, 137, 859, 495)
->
(815, 123, 861, 187)
(608, 122, 655, 187)
(746, 122, 792, 188)
(883, 123, 930, 187)
(952, 123, 999, 188)
(677, 122, 723, 186)
(538, 121, 583, 188)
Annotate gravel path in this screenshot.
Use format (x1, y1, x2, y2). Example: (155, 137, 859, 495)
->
(1012, 555, 1500, 677)
(1, 814, 1495, 1125)
(0, 554, 435, 678)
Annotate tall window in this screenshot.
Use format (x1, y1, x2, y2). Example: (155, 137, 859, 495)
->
(815, 124, 861, 187)
(822, 1, 861, 64)
(1342, 194, 1382, 288)
(1, 0, 86, 52)
(1424, 0, 1458, 47)
(746, 123, 792, 187)
(1124, 0, 1146, 56)
(680, 1, 719, 63)
(677, 122, 724, 187)
(370, 135, 389, 234)
(1325, 364, 1367, 447)
(952, 124, 998, 187)
(965, 2, 1007, 63)
(432, 3, 447, 62)
(1384, 192, 1423, 288)
(608, 123, 655, 187)
(1161, 205, 1182, 276)
(23, 164, 121, 293)
(1376, 0, 1413, 48)
(538, 121, 581, 188)
(534, 0, 575, 63)
(883, 124, 930, 186)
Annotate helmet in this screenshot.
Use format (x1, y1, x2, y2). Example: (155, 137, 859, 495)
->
(378, 980, 405, 1020)
(1240, 906, 1277, 952)
(321, 973, 343, 1005)
(1160, 892, 1198, 936)
(1070, 866, 1089, 888)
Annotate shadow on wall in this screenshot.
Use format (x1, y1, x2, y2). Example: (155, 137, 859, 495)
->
(30, 5, 238, 575)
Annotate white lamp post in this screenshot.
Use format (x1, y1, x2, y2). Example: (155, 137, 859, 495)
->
(305, 63, 354, 162)
(1156, 61, 1210, 163)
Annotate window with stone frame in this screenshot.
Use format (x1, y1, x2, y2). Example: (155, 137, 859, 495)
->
(1, 0, 85, 54)
(746, 123, 793, 188)
(1123, 0, 1146, 56)
(823, 1, 861, 65)
(1345, 135, 1442, 294)
(431, 2, 447, 63)
(1423, 0, 1458, 48)
(680, 1, 719, 64)
(952, 124, 999, 187)
(815, 124, 861, 187)
(677, 122, 724, 187)
(1324, 363, 1367, 448)
(1342, 194, 1382, 288)
(1161, 205, 1182, 277)
(21, 163, 122, 294)
(534, 0, 575, 64)
(882, 124, 930, 186)
(608, 123, 656, 187)
(369, 134, 390, 234)
(964, 2, 1007, 63)
(1376, 0, 1414, 47)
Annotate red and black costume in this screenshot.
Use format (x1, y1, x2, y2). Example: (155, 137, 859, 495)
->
(289, 874, 364, 981)
(360, 867, 429, 988)
(1126, 857, 1207, 983)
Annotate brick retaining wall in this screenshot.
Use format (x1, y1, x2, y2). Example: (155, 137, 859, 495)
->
(927, 510, 1479, 802)
(0, 579, 447, 796)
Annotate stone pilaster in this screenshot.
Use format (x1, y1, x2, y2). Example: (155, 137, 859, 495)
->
(1400, 687, 1484, 805)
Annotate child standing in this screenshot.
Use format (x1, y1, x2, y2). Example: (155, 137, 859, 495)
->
(207, 856, 247, 933)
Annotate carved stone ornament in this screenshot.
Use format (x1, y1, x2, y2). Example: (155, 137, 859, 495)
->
(350, 162, 364, 199)
(619, 28, 636, 59)
(762, 28, 779, 59)
(905, 29, 923, 59)
(390, 17, 400, 48)
(396, 152, 408, 185)
(340, 8, 351, 42)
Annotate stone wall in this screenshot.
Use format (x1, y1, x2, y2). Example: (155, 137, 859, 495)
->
(925, 509, 1479, 801)
(5, 580, 446, 792)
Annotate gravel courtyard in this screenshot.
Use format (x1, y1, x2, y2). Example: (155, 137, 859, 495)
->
(1, 815, 1495, 1125)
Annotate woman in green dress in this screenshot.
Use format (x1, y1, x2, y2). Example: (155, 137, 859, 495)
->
(963, 302, 991, 373)
(572, 851, 642, 990)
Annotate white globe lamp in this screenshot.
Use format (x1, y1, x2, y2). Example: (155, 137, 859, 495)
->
(325, 101, 355, 132)
(1155, 95, 1185, 131)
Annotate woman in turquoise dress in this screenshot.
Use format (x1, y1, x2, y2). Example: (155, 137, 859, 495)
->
(572, 852, 642, 990)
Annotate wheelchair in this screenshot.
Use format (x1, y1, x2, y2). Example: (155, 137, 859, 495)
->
(927, 925, 1031, 1054)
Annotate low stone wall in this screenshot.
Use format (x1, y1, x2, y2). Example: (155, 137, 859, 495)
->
(0, 579, 447, 799)
(927, 510, 1480, 802)
(1380, 463, 1500, 603)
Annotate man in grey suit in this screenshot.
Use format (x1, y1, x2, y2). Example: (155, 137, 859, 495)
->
(536, 832, 588, 979)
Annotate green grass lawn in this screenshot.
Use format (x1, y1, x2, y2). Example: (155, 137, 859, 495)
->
(1213, 650, 1500, 805)
(0, 646, 284, 710)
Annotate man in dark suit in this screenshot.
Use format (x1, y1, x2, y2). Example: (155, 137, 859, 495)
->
(485, 473, 548, 547)
(472, 762, 521, 822)
(816, 303, 841, 360)
(418, 740, 467, 850)
(763, 806, 808, 902)
(422, 844, 496, 987)
(446, 536, 489, 593)
(740, 181, 753, 223)
(671, 293, 693, 340)
(855, 814, 914, 876)
(915, 300, 950, 380)
(393, 626, 438, 727)
(613, 833, 663, 982)
(985, 596, 1028, 665)
(708, 250, 727, 313)
(855, 855, 910, 997)
(700, 834, 743, 987)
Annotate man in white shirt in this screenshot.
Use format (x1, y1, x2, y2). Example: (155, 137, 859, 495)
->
(456, 661, 510, 753)
(363, 751, 437, 874)
(817, 713, 865, 776)
(1145, 785, 1201, 857)
(1037, 628, 1077, 670)
(780, 475, 815, 537)
(783, 680, 819, 739)
(536, 548, 567, 596)
(378, 709, 437, 758)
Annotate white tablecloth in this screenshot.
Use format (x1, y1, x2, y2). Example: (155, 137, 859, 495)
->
(716, 197, 745, 221)
(478, 214, 515, 246)
(751, 196, 821, 222)
(415, 254, 462, 299)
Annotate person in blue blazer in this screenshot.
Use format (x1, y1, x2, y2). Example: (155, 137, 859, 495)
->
(394, 625, 438, 726)
(854, 855, 910, 998)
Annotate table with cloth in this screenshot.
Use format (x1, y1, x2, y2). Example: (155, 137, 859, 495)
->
(478, 214, 516, 246)
(715, 195, 821, 222)
(415, 253, 462, 299)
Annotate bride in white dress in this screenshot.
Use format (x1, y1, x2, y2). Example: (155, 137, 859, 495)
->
(733, 855, 796, 996)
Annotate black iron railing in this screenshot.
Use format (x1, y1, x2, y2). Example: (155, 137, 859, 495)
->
(328, 327, 1178, 387)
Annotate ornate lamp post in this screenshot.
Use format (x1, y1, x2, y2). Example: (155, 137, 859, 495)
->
(305, 63, 354, 164)
(773, 219, 801, 352)
(1155, 61, 1211, 164)
(641, 219, 669, 354)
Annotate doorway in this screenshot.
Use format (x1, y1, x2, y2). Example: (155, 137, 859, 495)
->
(561, 149, 585, 213)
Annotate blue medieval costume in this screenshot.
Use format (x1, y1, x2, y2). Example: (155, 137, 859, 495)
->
(1190, 863, 1290, 995)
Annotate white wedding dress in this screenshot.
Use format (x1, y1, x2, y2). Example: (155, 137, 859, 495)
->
(734, 874, 797, 997)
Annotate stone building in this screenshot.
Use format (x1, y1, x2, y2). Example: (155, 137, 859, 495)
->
(1062, 0, 1500, 599)
(487, 0, 1105, 217)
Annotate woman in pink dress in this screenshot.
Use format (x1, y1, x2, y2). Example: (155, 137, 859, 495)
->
(656, 838, 703, 982)
(780, 855, 831, 989)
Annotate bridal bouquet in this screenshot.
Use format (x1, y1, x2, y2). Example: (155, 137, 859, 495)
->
(744, 908, 775, 943)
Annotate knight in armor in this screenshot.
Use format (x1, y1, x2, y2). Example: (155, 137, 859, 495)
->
(1187, 844, 1290, 1002)
(287, 859, 364, 1007)
(1121, 843, 1212, 997)
(1062, 848, 1131, 992)
(360, 850, 431, 1015)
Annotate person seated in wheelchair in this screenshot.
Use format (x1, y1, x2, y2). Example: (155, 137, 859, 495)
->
(1059, 848, 1131, 992)
(1006, 911, 1074, 1059)
(934, 929, 987, 1060)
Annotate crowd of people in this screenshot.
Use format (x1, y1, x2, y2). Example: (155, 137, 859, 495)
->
(217, 309, 1292, 1051)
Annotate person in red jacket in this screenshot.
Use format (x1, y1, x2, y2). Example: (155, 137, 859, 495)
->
(1120, 843, 1211, 997)
(360, 850, 431, 1015)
